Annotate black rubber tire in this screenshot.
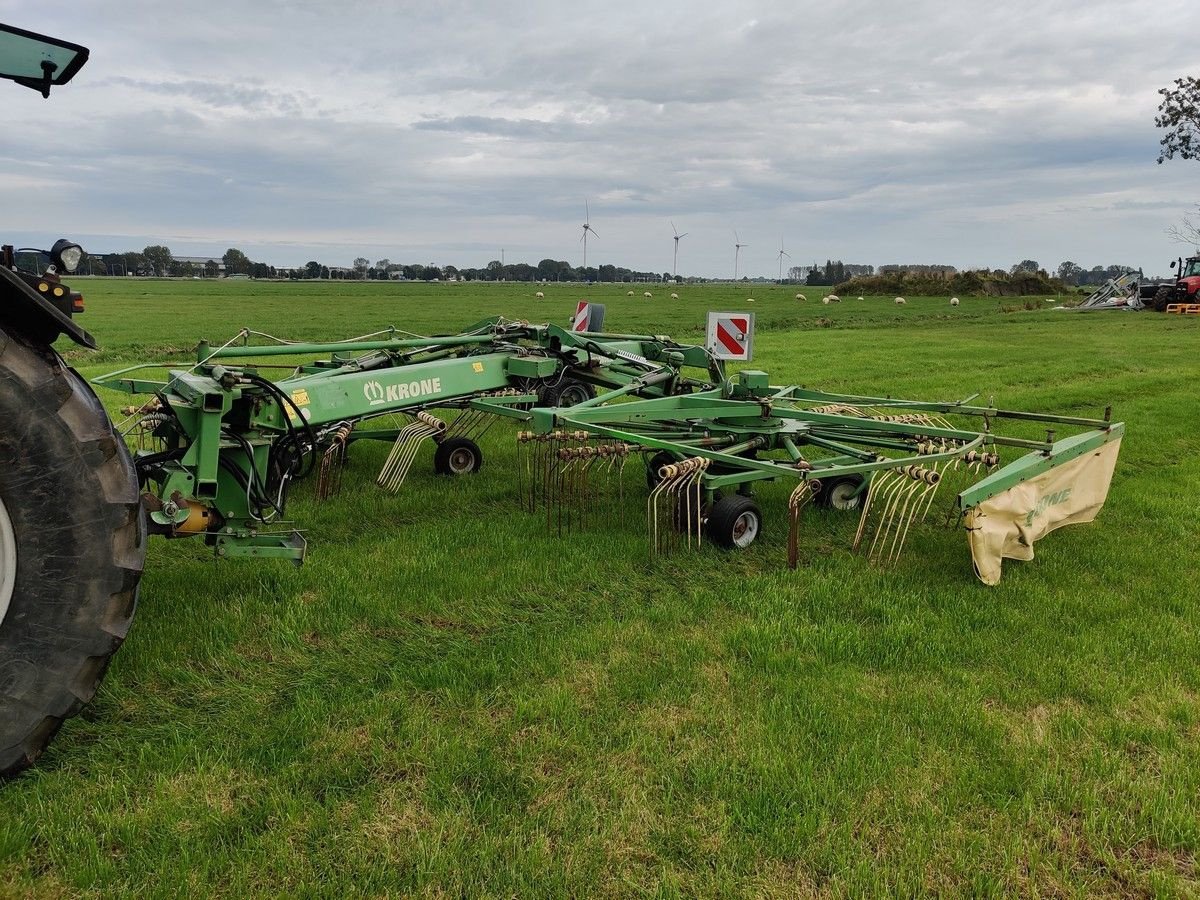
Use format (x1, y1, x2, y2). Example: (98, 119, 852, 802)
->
(815, 474, 866, 511)
(538, 378, 594, 408)
(1152, 285, 1174, 312)
(645, 451, 676, 491)
(0, 329, 146, 778)
(433, 437, 483, 476)
(706, 494, 762, 549)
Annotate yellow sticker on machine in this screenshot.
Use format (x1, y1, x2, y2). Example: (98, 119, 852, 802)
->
(472, 362, 484, 373)
(964, 438, 1121, 585)
(291, 389, 310, 406)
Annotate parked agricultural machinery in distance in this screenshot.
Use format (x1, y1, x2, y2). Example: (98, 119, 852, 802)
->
(0, 22, 1126, 777)
(1079, 257, 1200, 311)
(1145, 256, 1200, 311)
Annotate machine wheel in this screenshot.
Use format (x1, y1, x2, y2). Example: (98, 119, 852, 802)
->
(539, 378, 594, 409)
(707, 495, 762, 549)
(1152, 285, 1174, 312)
(815, 474, 866, 511)
(433, 437, 483, 476)
(0, 329, 145, 778)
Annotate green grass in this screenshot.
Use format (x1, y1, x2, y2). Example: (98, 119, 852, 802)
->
(3, 280, 1199, 897)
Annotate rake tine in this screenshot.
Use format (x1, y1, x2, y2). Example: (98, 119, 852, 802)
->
(317, 423, 353, 500)
(892, 468, 942, 563)
(856, 469, 903, 554)
(647, 460, 677, 559)
(516, 432, 527, 511)
(871, 468, 919, 561)
(917, 461, 945, 524)
(376, 413, 444, 493)
(866, 470, 909, 561)
(377, 421, 422, 492)
(852, 473, 881, 553)
(787, 479, 819, 569)
(688, 468, 703, 549)
(883, 475, 925, 564)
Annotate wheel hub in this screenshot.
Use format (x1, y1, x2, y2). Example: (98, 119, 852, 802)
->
(0, 494, 16, 627)
(830, 482, 861, 510)
(449, 448, 474, 473)
(732, 510, 759, 548)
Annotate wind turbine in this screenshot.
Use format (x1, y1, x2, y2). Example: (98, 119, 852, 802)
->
(776, 238, 791, 283)
(671, 221, 688, 280)
(734, 230, 748, 281)
(580, 200, 598, 270)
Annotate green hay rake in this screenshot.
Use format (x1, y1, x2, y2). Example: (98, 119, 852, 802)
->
(95, 313, 1123, 585)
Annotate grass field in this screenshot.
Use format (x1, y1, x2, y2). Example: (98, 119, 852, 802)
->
(3, 280, 1199, 897)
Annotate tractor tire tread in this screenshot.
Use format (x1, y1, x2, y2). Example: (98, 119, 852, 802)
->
(0, 328, 145, 779)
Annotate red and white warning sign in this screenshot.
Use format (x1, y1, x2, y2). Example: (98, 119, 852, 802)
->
(571, 301, 605, 333)
(706, 311, 755, 361)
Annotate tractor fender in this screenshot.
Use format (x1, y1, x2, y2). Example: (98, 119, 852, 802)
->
(0, 265, 96, 349)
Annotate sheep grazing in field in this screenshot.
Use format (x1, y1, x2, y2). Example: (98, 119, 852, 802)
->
(746, 297, 755, 303)
(626, 290, 634, 296)
(894, 297, 907, 305)
(670, 292, 679, 299)
(794, 292, 807, 301)
(950, 297, 960, 307)
(822, 296, 831, 305)
(857, 296, 864, 301)
(535, 291, 544, 299)
(827, 294, 840, 302)
(643, 291, 652, 298)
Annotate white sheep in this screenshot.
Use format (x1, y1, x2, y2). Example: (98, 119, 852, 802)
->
(950, 297, 960, 307)
(626, 290, 634, 296)
(643, 291, 652, 298)
(746, 297, 755, 303)
(535, 291, 544, 298)
(794, 293, 807, 301)
(857, 296, 864, 301)
(827, 294, 840, 302)
(670, 292, 679, 299)
(894, 297, 906, 305)
(822, 296, 831, 305)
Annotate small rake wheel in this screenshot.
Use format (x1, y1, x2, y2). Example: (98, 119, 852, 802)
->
(815, 474, 865, 511)
(707, 495, 762, 549)
(434, 437, 483, 476)
(539, 378, 594, 409)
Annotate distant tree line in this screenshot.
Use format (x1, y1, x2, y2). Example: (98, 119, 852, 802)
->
(79, 246, 1156, 291)
(87, 245, 685, 283)
(833, 259, 1145, 297)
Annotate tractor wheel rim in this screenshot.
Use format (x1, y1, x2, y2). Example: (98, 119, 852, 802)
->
(0, 494, 16, 627)
(449, 448, 475, 473)
(830, 483, 860, 510)
(731, 511, 759, 548)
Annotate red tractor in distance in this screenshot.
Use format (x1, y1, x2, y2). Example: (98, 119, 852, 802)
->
(1145, 255, 1200, 311)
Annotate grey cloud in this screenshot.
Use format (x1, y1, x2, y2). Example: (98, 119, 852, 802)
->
(4, 0, 1196, 275)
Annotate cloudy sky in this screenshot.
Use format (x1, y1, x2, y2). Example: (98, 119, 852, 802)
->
(3, 0, 1197, 277)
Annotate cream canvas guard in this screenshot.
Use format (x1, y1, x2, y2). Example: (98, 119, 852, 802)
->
(964, 437, 1122, 585)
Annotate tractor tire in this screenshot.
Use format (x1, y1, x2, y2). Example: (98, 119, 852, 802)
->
(706, 494, 762, 549)
(1152, 285, 1174, 312)
(0, 328, 145, 778)
(538, 377, 594, 409)
(433, 437, 483, 476)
